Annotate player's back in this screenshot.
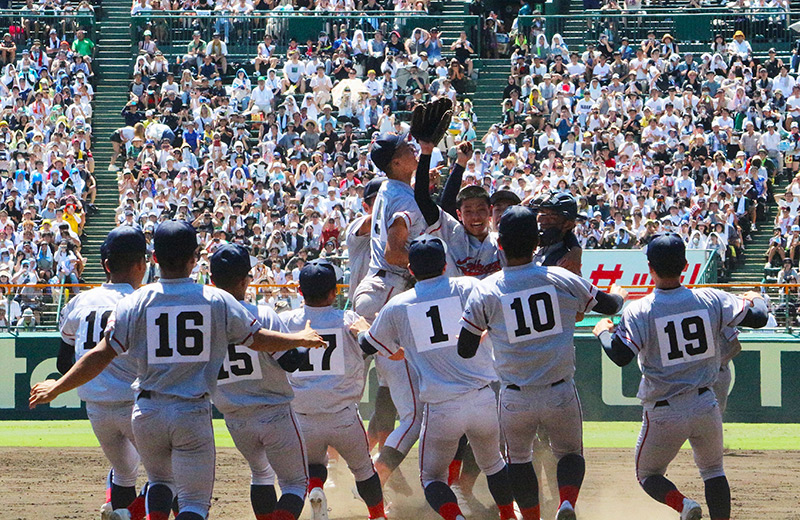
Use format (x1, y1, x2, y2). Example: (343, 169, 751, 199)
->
(463, 262, 598, 387)
(372, 275, 496, 404)
(60, 283, 136, 403)
(617, 286, 747, 403)
(212, 301, 294, 415)
(107, 278, 258, 400)
(368, 179, 426, 277)
(345, 214, 371, 292)
(283, 305, 365, 414)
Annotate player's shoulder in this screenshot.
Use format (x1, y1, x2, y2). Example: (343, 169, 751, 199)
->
(451, 275, 480, 294)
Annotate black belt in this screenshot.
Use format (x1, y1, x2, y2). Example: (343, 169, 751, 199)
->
(376, 269, 387, 277)
(137, 390, 152, 400)
(654, 387, 709, 408)
(507, 379, 565, 391)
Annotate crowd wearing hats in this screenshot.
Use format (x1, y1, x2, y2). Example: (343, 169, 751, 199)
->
(113, 5, 483, 306)
(482, 15, 800, 283)
(0, 14, 98, 327)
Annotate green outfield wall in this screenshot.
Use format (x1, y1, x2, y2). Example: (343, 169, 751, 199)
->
(2, 333, 798, 422)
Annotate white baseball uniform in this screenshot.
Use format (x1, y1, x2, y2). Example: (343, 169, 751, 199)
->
(345, 214, 372, 296)
(365, 274, 504, 487)
(211, 301, 308, 496)
(284, 306, 375, 482)
(60, 283, 139, 488)
(353, 178, 426, 455)
(714, 328, 741, 414)
(106, 278, 261, 518)
(614, 287, 750, 482)
(426, 207, 503, 279)
(460, 263, 601, 463)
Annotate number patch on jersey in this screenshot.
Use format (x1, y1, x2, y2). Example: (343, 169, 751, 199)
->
(655, 310, 715, 367)
(217, 344, 263, 385)
(146, 306, 211, 364)
(500, 286, 563, 344)
(292, 329, 345, 377)
(76, 308, 113, 357)
(406, 297, 462, 352)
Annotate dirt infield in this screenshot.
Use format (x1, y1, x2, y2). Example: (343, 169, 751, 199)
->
(3, 447, 799, 520)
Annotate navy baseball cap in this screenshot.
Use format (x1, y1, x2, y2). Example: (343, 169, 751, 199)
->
(646, 233, 686, 272)
(101, 226, 146, 265)
(299, 259, 338, 300)
(210, 244, 256, 282)
(490, 188, 521, 206)
(498, 205, 538, 239)
(153, 220, 198, 264)
(363, 178, 385, 201)
(409, 235, 447, 278)
(370, 133, 406, 173)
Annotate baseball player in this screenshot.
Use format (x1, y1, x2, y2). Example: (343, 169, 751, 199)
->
(353, 98, 453, 488)
(414, 141, 502, 278)
(284, 259, 387, 520)
(531, 192, 582, 275)
(344, 178, 398, 454)
(354, 236, 516, 520)
(57, 227, 148, 520)
(489, 190, 521, 231)
(457, 206, 626, 520)
(30, 221, 325, 520)
(209, 244, 309, 520)
(593, 233, 768, 520)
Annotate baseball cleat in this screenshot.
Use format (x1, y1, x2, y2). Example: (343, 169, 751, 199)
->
(451, 484, 472, 516)
(100, 503, 113, 520)
(309, 487, 329, 520)
(555, 500, 576, 520)
(680, 498, 702, 520)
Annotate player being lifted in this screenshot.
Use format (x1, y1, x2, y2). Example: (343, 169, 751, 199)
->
(457, 206, 626, 520)
(352, 98, 454, 490)
(353, 235, 516, 520)
(344, 178, 398, 455)
(593, 233, 768, 520)
(285, 259, 387, 520)
(30, 221, 325, 520)
(209, 244, 309, 520)
(58, 227, 148, 520)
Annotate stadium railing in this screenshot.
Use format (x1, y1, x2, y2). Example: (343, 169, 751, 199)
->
(0, 10, 97, 42)
(2, 280, 793, 334)
(517, 10, 798, 54)
(129, 11, 482, 61)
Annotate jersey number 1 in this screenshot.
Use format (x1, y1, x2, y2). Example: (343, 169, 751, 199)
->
(83, 310, 112, 351)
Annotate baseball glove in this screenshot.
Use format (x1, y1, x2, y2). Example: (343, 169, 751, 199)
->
(410, 98, 453, 146)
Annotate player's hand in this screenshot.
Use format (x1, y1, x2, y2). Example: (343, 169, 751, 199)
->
(29, 379, 59, 409)
(389, 347, 405, 361)
(349, 315, 371, 336)
(576, 312, 585, 322)
(410, 98, 453, 149)
(592, 318, 615, 337)
(298, 320, 326, 349)
(609, 283, 628, 300)
(456, 140, 472, 167)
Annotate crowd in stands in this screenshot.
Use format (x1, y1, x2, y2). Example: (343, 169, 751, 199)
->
(112, 0, 800, 317)
(0, 7, 98, 328)
(115, 0, 481, 306)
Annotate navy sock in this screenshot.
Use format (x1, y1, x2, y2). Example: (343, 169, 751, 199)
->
(174, 513, 204, 520)
(485, 466, 514, 507)
(110, 483, 137, 510)
(355, 473, 384, 507)
(704, 476, 731, 520)
(250, 484, 278, 516)
(507, 462, 539, 509)
(146, 483, 173, 517)
(424, 481, 458, 511)
(275, 492, 305, 519)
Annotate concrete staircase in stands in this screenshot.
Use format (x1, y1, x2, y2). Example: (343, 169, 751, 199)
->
(472, 59, 508, 137)
(728, 177, 791, 287)
(82, 0, 132, 283)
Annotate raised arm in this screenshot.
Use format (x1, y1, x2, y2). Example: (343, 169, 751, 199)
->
(439, 141, 472, 218)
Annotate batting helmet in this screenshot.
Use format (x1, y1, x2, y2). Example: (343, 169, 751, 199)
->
(539, 193, 578, 220)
